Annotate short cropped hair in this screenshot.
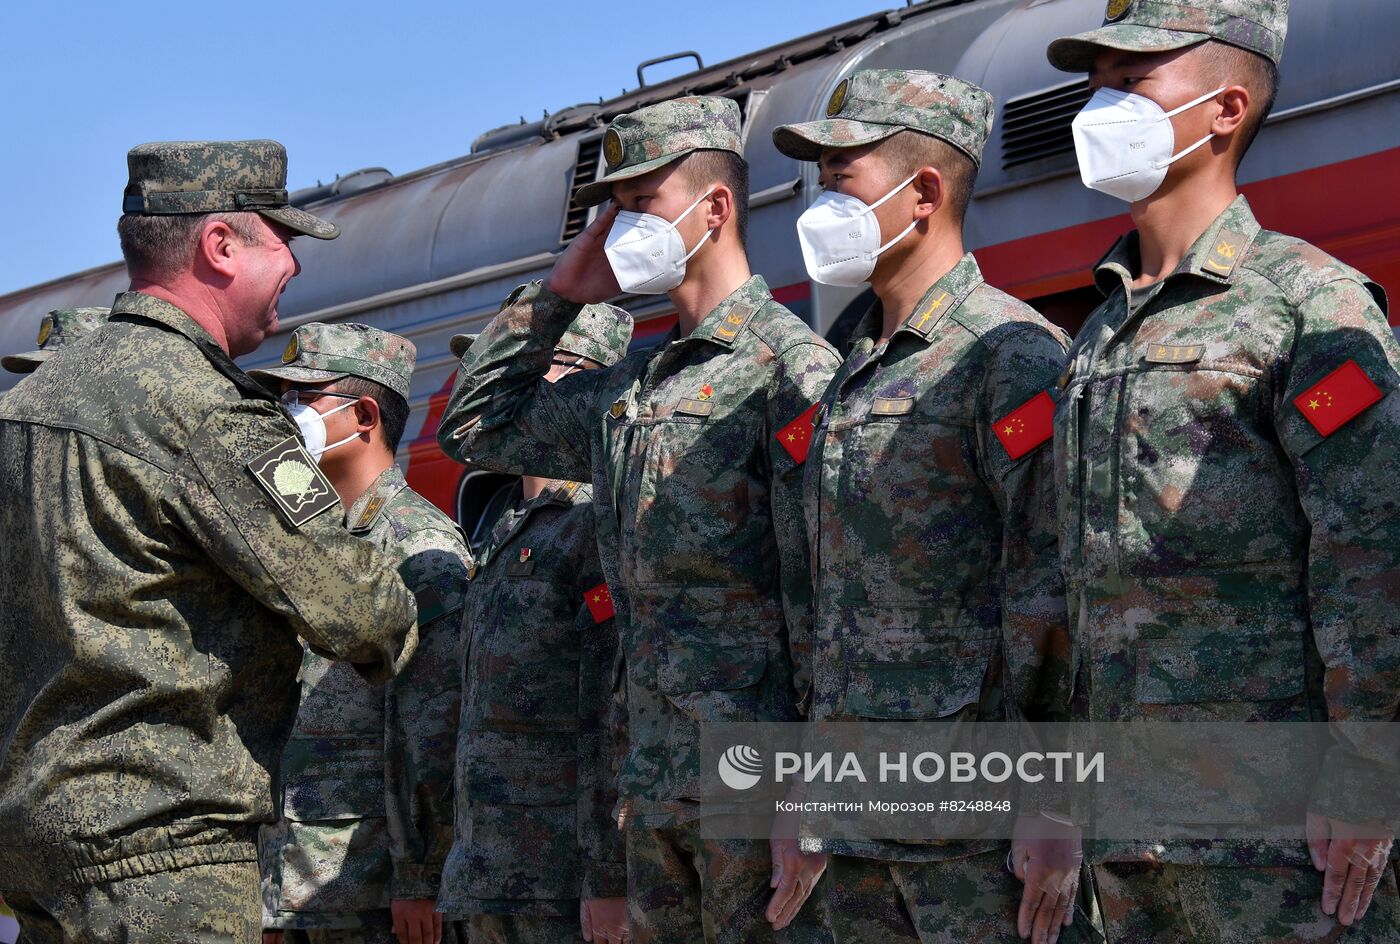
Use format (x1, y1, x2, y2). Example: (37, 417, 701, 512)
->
(678, 149, 750, 247)
(328, 376, 410, 454)
(1194, 40, 1280, 162)
(117, 211, 263, 281)
(872, 130, 979, 225)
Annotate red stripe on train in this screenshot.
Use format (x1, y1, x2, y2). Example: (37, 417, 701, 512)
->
(977, 147, 1400, 324)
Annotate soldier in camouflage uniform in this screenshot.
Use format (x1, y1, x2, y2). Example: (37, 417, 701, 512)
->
(251, 324, 473, 944)
(2, 306, 109, 374)
(1048, 2, 1400, 940)
(773, 70, 1097, 944)
(439, 313, 632, 944)
(438, 97, 838, 943)
(0, 141, 417, 943)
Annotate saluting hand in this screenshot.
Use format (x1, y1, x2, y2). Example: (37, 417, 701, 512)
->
(545, 204, 622, 304)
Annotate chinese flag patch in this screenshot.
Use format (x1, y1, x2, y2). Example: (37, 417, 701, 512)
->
(776, 402, 820, 464)
(993, 391, 1054, 460)
(1293, 359, 1383, 436)
(584, 582, 615, 623)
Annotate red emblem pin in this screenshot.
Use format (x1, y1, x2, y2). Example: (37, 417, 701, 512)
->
(698, 383, 714, 401)
(519, 548, 532, 564)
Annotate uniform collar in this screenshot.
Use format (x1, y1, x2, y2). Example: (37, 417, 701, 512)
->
(672, 275, 772, 350)
(1094, 195, 1262, 299)
(108, 291, 277, 403)
(851, 253, 987, 347)
(346, 465, 409, 533)
(481, 479, 583, 566)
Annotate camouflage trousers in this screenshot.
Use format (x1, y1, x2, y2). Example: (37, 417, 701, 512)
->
(626, 825, 832, 944)
(825, 849, 1104, 944)
(1, 860, 261, 943)
(466, 913, 577, 943)
(1093, 860, 1400, 943)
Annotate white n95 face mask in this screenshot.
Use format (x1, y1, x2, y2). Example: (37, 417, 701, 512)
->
(1071, 85, 1227, 203)
(604, 189, 714, 295)
(796, 173, 918, 287)
(282, 391, 359, 459)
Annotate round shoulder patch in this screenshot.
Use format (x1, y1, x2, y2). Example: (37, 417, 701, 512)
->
(282, 335, 300, 364)
(36, 316, 53, 347)
(1105, 0, 1132, 20)
(826, 79, 850, 118)
(603, 129, 624, 169)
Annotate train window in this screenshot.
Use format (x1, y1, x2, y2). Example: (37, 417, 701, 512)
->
(1000, 79, 1091, 172)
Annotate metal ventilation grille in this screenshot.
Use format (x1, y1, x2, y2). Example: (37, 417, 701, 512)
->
(1001, 79, 1091, 171)
(562, 136, 604, 243)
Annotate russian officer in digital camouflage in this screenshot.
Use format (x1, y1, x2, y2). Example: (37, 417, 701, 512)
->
(438, 96, 838, 943)
(250, 323, 474, 944)
(772, 71, 1098, 944)
(438, 308, 632, 944)
(1047, 1, 1400, 940)
(0, 140, 418, 943)
(1, 306, 109, 374)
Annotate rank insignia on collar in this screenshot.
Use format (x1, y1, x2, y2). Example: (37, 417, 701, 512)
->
(610, 400, 627, 419)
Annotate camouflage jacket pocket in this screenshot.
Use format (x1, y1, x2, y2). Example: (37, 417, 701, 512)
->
(463, 730, 577, 806)
(840, 608, 998, 721)
(460, 798, 580, 902)
(278, 816, 392, 913)
(1135, 626, 1306, 715)
(468, 577, 582, 734)
(1116, 363, 1302, 572)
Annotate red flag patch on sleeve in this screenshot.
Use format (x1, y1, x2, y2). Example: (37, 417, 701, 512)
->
(1293, 359, 1383, 437)
(584, 582, 615, 623)
(775, 402, 820, 464)
(993, 390, 1055, 460)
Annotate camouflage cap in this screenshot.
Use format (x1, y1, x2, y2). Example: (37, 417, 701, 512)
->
(772, 70, 995, 167)
(574, 96, 743, 208)
(123, 140, 340, 240)
(1048, 0, 1288, 72)
(2, 306, 109, 374)
(448, 301, 632, 367)
(248, 322, 416, 400)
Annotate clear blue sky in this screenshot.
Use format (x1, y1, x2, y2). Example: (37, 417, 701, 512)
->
(0, 0, 893, 296)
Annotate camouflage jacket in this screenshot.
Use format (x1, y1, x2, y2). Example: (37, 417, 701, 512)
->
(440, 480, 625, 917)
(803, 255, 1071, 861)
(0, 291, 415, 882)
(439, 277, 840, 824)
(263, 466, 471, 928)
(1056, 197, 1400, 864)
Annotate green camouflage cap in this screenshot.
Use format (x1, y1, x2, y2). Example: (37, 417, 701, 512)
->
(3, 306, 109, 374)
(1048, 0, 1288, 72)
(123, 140, 340, 240)
(772, 70, 995, 167)
(248, 322, 416, 400)
(449, 301, 632, 367)
(574, 96, 743, 208)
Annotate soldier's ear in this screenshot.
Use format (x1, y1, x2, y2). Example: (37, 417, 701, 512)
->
(912, 166, 945, 220)
(196, 219, 242, 279)
(354, 396, 381, 437)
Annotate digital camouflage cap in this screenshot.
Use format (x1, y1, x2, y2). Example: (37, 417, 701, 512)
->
(1048, 0, 1289, 72)
(123, 140, 340, 239)
(249, 322, 416, 400)
(450, 295, 633, 367)
(2, 306, 109, 374)
(772, 70, 995, 167)
(574, 96, 743, 208)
